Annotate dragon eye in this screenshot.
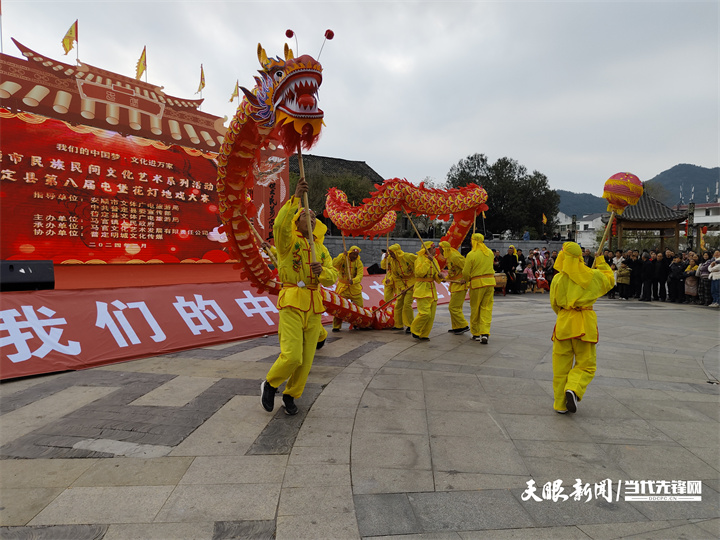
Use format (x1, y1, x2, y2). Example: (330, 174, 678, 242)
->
(273, 70, 284, 81)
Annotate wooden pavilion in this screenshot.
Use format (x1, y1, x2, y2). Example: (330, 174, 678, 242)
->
(610, 192, 687, 251)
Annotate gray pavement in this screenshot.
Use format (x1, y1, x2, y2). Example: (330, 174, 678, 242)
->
(1, 293, 719, 539)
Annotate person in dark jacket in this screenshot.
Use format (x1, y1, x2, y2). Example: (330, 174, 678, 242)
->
(653, 252, 669, 301)
(628, 251, 642, 298)
(667, 255, 687, 303)
(500, 246, 519, 293)
(639, 253, 654, 301)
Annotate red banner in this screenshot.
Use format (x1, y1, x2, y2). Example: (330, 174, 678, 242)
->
(0, 275, 454, 380)
(0, 110, 289, 263)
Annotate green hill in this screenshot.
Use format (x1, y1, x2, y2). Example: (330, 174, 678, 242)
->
(557, 190, 607, 217)
(645, 164, 719, 206)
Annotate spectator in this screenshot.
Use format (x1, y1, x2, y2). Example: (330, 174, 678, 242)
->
(612, 250, 624, 267)
(628, 251, 642, 298)
(523, 262, 537, 291)
(522, 230, 530, 241)
(607, 263, 618, 299)
(653, 252, 668, 302)
(683, 255, 700, 304)
(617, 260, 632, 300)
(582, 248, 594, 268)
(668, 254, 687, 303)
(500, 246, 519, 294)
(516, 249, 526, 271)
(639, 253, 654, 301)
(697, 251, 714, 306)
(708, 251, 720, 308)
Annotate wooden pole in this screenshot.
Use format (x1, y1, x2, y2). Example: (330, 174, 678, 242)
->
(592, 211, 616, 268)
(243, 215, 278, 267)
(473, 209, 477, 235)
(371, 285, 413, 313)
(341, 232, 352, 282)
(297, 146, 316, 262)
(403, 207, 440, 274)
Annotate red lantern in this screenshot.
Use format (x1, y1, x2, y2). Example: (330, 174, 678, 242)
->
(611, 217, 617, 236)
(702, 226, 708, 234)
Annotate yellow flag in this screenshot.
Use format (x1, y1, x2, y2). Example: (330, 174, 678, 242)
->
(62, 20, 78, 55)
(542, 213, 547, 224)
(229, 80, 239, 103)
(196, 64, 205, 94)
(135, 46, 147, 80)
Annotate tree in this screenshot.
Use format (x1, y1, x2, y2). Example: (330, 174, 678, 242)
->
(445, 153, 560, 239)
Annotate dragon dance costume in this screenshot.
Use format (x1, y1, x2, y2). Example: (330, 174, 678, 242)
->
(332, 246, 364, 330)
(550, 242, 614, 413)
(462, 233, 496, 341)
(439, 241, 469, 332)
(264, 196, 338, 401)
(410, 241, 442, 339)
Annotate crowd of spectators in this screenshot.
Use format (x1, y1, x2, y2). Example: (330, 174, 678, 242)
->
(596, 247, 720, 308)
(487, 244, 720, 308)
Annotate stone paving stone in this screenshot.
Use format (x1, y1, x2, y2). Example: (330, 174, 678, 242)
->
(131, 375, 220, 407)
(628, 483, 720, 521)
(510, 487, 648, 527)
(408, 490, 535, 532)
(29, 485, 174, 525)
(354, 407, 428, 435)
(352, 432, 431, 470)
(434, 472, 530, 492)
(0, 386, 119, 447)
(73, 456, 193, 487)
(213, 520, 275, 540)
(351, 466, 434, 494)
(103, 522, 214, 540)
(288, 444, 349, 466)
(154, 484, 280, 522)
(0, 458, 96, 488)
(179, 455, 287, 485)
(495, 413, 592, 443)
(278, 485, 354, 516)
(0, 487, 64, 526)
(359, 387, 427, 409)
(575, 520, 678, 540)
(573, 417, 678, 446)
(647, 419, 720, 448)
(457, 525, 589, 539)
(354, 493, 422, 537)
(282, 463, 351, 488)
(427, 411, 508, 439)
(276, 511, 360, 540)
(430, 437, 529, 476)
(0, 524, 108, 540)
(599, 443, 719, 480)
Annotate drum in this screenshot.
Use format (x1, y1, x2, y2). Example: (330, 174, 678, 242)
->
(494, 273, 507, 288)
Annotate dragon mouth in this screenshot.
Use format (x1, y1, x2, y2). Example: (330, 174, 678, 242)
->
(275, 71, 323, 119)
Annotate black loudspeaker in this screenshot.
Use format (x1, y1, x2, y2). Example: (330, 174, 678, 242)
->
(0, 260, 55, 292)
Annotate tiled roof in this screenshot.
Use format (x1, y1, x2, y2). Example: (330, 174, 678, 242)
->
(618, 192, 687, 222)
(289, 154, 385, 184)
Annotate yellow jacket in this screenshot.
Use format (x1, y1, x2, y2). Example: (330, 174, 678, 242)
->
(413, 243, 442, 300)
(387, 244, 417, 291)
(550, 247, 614, 342)
(439, 241, 467, 293)
(332, 252, 364, 296)
(462, 233, 496, 289)
(274, 196, 338, 313)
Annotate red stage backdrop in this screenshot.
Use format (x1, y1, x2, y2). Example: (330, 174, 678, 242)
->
(0, 277, 455, 380)
(0, 110, 288, 263)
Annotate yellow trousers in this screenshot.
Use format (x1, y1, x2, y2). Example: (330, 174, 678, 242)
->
(448, 290, 468, 329)
(266, 307, 322, 398)
(384, 282, 395, 303)
(394, 289, 415, 329)
(332, 291, 364, 329)
(552, 338, 596, 411)
(469, 286, 494, 336)
(410, 297, 437, 338)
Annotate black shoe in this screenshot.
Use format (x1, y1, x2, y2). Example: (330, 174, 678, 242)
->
(453, 326, 470, 335)
(316, 339, 326, 350)
(332, 328, 341, 332)
(480, 334, 489, 344)
(412, 333, 420, 340)
(405, 327, 411, 334)
(472, 335, 480, 341)
(261, 380, 277, 412)
(565, 390, 578, 413)
(282, 394, 298, 415)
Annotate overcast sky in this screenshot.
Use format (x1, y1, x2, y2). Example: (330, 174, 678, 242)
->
(2, 1, 717, 196)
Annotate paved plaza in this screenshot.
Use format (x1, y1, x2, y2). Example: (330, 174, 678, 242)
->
(1, 293, 718, 539)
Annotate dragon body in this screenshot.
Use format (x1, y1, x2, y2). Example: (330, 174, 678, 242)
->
(217, 42, 489, 329)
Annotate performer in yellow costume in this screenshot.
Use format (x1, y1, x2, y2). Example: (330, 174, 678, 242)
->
(462, 233, 496, 343)
(332, 246, 364, 331)
(410, 241, 442, 340)
(439, 241, 469, 334)
(261, 178, 338, 415)
(386, 244, 417, 332)
(550, 242, 614, 414)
